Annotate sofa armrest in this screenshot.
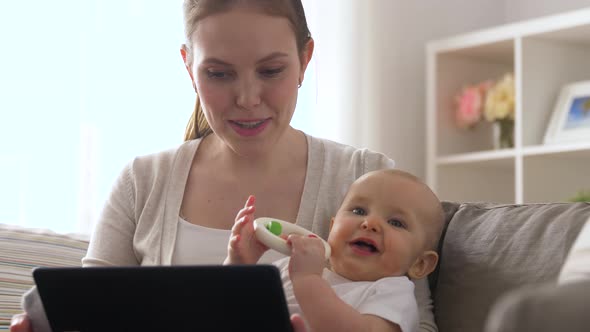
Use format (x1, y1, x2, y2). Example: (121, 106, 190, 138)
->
(0, 223, 88, 328)
(484, 280, 590, 332)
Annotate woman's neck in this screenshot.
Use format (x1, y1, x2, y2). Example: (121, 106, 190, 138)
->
(200, 128, 307, 176)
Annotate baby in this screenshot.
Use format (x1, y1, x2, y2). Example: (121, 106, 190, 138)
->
(225, 169, 445, 332)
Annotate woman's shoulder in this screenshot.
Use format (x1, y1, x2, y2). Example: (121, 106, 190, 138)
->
(108, 140, 200, 212)
(307, 134, 395, 174)
(127, 139, 200, 177)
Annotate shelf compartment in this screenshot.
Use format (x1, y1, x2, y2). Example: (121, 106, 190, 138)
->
(523, 151, 590, 203)
(521, 31, 590, 147)
(436, 161, 515, 204)
(435, 40, 514, 156)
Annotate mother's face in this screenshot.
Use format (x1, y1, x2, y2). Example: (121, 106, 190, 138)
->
(184, 8, 313, 156)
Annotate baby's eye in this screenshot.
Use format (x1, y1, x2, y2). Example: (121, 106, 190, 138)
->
(352, 208, 366, 216)
(259, 67, 284, 78)
(388, 219, 405, 229)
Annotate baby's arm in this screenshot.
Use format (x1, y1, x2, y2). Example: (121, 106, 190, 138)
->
(223, 195, 268, 265)
(288, 235, 401, 332)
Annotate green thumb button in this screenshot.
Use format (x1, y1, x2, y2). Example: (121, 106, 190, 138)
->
(266, 221, 282, 236)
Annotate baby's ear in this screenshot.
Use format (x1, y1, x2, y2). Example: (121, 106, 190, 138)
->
(329, 217, 335, 231)
(408, 250, 439, 280)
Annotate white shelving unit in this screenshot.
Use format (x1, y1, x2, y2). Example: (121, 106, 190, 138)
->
(426, 8, 590, 204)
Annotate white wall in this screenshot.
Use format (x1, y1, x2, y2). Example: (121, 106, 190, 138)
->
(368, 1, 506, 177)
(318, 0, 590, 179)
(310, 1, 506, 177)
(504, 0, 590, 22)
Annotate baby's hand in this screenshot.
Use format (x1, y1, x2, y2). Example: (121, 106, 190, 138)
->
(287, 234, 326, 280)
(223, 195, 268, 265)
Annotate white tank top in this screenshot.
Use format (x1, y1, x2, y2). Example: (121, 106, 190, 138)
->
(172, 217, 286, 265)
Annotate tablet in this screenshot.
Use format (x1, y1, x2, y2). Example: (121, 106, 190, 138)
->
(33, 265, 294, 332)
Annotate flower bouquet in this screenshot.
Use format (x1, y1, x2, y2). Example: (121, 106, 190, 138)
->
(454, 73, 515, 149)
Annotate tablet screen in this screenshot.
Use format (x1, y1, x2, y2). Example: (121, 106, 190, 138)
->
(33, 265, 294, 332)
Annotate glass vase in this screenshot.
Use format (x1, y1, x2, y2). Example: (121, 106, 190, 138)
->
(493, 119, 514, 149)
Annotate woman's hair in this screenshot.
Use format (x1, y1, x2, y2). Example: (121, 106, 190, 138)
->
(182, 0, 312, 141)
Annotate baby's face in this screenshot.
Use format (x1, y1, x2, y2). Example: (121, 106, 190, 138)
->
(328, 171, 437, 281)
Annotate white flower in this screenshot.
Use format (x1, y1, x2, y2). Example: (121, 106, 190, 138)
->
(484, 73, 515, 122)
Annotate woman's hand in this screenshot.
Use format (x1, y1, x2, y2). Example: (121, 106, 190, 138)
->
(10, 313, 32, 332)
(223, 195, 268, 265)
(287, 234, 326, 281)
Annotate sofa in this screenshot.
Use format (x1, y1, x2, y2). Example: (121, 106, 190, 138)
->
(1, 201, 589, 332)
(431, 202, 589, 331)
(0, 225, 89, 331)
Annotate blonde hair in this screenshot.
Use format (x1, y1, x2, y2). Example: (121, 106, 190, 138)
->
(182, 0, 312, 141)
(184, 97, 211, 141)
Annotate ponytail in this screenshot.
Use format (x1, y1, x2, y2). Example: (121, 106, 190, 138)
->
(184, 95, 212, 141)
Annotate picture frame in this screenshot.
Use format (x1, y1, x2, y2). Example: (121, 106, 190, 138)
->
(544, 81, 590, 144)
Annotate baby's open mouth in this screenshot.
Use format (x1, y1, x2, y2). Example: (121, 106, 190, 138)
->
(351, 240, 378, 253)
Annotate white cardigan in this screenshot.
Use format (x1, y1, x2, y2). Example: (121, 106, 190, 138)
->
(82, 134, 395, 266)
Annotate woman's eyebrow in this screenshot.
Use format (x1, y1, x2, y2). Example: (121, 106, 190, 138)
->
(201, 52, 288, 66)
(256, 52, 289, 64)
(202, 57, 232, 66)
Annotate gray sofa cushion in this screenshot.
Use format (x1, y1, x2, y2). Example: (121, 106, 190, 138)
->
(434, 202, 590, 332)
(483, 280, 590, 332)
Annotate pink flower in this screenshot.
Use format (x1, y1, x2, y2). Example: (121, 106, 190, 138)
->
(454, 81, 493, 129)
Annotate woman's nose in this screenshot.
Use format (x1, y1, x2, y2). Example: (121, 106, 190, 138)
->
(235, 78, 261, 110)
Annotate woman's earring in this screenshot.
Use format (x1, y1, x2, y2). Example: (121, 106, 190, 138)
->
(298, 82, 302, 88)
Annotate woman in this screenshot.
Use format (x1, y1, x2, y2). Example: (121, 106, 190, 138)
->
(11, 1, 437, 331)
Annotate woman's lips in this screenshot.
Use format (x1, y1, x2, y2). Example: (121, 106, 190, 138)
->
(229, 118, 270, 137)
